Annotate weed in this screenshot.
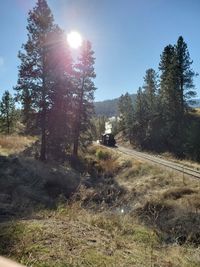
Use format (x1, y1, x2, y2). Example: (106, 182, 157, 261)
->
(95, 149, 111, 160)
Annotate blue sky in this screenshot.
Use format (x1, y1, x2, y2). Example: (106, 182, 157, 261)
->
(0, 0, 199, 101)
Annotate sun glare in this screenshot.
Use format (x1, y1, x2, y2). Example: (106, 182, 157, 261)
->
(67, 31, 82, 49)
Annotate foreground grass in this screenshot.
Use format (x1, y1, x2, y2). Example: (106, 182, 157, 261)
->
(0, 135, 36, 156)
(0, 144, 200, 266)
(0, 204, 199, 267)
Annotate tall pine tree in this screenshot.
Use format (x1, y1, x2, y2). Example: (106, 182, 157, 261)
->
(47, 28, 73, 159)
(159, 44, 180, 150)
(159, 37, 196, 155)
(142, 69, 160, 149)
(175, 36, 196, 115)
(72, 41, 96, 156)
(133, 87, 148, 148)
(118, 93, 134, 142)
(143, 68, 158, 114)
(15, 0, 55, 160)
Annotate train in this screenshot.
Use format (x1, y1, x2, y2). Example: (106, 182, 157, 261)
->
(100, 133, 116, 147)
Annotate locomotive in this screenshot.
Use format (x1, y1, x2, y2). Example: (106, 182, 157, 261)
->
(100, 133, 116, 147)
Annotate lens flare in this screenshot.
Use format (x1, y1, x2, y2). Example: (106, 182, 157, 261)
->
(67, 31, 82, 49)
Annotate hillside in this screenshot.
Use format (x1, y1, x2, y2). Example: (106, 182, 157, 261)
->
(94, 94, 136, 117)
(94, 95, 200, 117)
(0, 138, 200, 267)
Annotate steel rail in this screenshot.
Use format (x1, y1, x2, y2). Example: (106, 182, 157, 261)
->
(115, 146, 200, 179)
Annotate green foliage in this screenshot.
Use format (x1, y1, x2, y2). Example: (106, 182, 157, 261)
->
(95, 149, 110, 160)
(0, 90, 16, 134)
(91, 116, 106, 140)
(15, 0, 96, 160)
(184, 118, 200, 161)
(118, 93, 134, 142)
(120, 36, 199, 160)
(111, 116, 120, 136)
(131, 69, 161, 150)
(72, 41, 96, 156)
(46, 29, 73, 160)
(158, 36, 196, 155)
(15, 0, 56, 160)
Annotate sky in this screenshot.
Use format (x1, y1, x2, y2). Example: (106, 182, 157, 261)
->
(0, 0, 200, 101)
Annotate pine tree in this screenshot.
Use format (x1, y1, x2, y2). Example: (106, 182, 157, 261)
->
(118, 93, 134, 142)
(15, 0, 55, 160)
(90, 116, 106, 141)
(47, 28, 73, 159)
(142, 69, 159, 149)
(143, 68, 158, 113)
(175, 36, 196, 115)
(0, 91, 16, 134)
(159, 45, 178, 116)
(159, 38, 196, 155)
(72, 41, 96, 156)
(111, 116, 120, 136)
(159, 44, 180, 150)
(133, 87, 148, 147)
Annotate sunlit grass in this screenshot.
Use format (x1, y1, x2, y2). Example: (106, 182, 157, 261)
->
(1, 205, 199, 267)
(0, 142, 200, 266)
(0, 134, 36, 156)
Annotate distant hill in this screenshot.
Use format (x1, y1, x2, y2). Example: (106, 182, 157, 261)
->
(94, 95, 200, 117)
(94, 94, 136, 117)
(190, 99, 200, 108)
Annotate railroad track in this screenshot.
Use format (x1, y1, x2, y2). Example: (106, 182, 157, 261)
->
(114, 146, 200, 179)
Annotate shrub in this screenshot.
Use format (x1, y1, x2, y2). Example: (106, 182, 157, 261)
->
(95, 149, 110, 161)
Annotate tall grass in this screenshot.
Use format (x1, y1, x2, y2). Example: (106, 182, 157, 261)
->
(0, 135, 35, 156)
(0, 142, 199, 266)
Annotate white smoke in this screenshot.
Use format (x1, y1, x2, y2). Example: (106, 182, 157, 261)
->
(105, 121, 112, 134)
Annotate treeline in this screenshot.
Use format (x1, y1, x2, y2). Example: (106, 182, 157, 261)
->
(118, 36, 200, 161)
(0, 0, 96, 161)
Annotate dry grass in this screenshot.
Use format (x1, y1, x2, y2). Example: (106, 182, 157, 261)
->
(194, 108, 200, 115)
(159, 151, 200, 171)
(90, 146, 200, 244)
(0, 135, 36, 156)
(0, 143, 200, 266)
(0, 204, 199, 267)
(0, 156, 80, 219)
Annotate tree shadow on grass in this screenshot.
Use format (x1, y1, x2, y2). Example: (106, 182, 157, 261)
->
(0, 150, 81, 261)
(0, 153, 80, 222)
(0, 148, 129, 262)
(136, 200, 200, 246)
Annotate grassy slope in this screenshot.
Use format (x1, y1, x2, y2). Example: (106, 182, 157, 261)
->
(0, 135, 36, 156)
(116, 131, 200, 171)
(0, 138, 200, 267)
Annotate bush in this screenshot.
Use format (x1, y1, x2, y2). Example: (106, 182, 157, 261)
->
(95, 149, 110, 161)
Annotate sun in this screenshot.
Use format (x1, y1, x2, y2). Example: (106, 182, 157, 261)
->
(67, 31, 82, 49)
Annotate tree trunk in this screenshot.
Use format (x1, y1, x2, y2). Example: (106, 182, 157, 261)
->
(72, 77, 85, 157)
(180, 78, 184, 117)
(40, 111, 46, 161)
(6, 111, 10, 135)
(40, 46, 47, 161)
(73, 113, 81, 157)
